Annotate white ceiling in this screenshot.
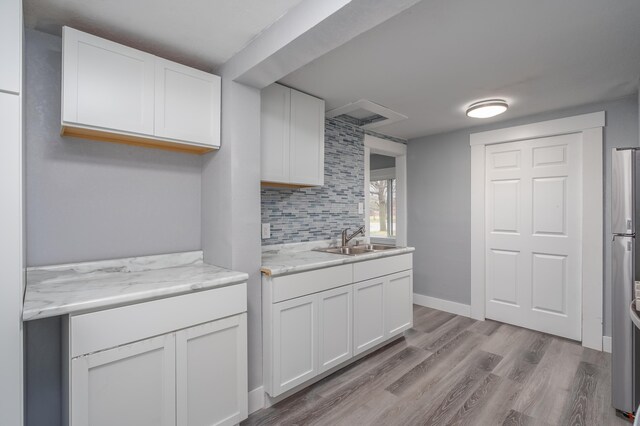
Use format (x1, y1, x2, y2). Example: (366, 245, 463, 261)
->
(23, 0, 303, 72)
(280, 0, 640, 140)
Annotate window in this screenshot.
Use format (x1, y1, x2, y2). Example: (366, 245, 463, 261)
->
(369, 177, 396, 239)
(365, 136, 406, 246)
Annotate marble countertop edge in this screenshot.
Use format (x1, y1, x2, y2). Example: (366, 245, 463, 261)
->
(22, 274, 247, 321)
(261, 246, 415, 277)
(23, 251, 248, 321)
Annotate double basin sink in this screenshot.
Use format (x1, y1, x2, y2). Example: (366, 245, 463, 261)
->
(315, 244, 400, 256)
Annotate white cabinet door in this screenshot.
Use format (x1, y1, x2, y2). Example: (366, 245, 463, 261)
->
(71, 333, 176, 426)
(272, 294, 318, 395)
(62, 27, 155, 136)
(353, 278, 385, 355)
(289, 89, 325, 186)
(384, 271, 413, 338)
(176, 314, 248, 426)
(261, 83, 291, 183)
(318, 286, 352, 373)
(154, 58, 221, 147)
(0, 0, 20, 94)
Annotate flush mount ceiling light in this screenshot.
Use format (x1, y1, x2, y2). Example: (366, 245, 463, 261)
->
(466, 99, 508, 118)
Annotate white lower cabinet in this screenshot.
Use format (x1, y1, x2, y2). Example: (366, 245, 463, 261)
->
(318, 286, 353, 373)
(176, 315, 248, 426)
(353, 278, 386, 355)
(353, 271, 413, 354)
(71, 333, 177, 426)
(272, 294, 318, 395)
(263, 254, 413, 398)
(384, 271, 414, 338)
(66, 284, 248, 426)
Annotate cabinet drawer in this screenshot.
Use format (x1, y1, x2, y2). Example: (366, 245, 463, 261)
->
(353, 254, 412, 283)
(70, 283, 246, 357)
(271, 264, 352, 303)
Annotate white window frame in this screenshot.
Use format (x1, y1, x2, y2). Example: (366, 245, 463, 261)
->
(470, 111, 604, 351)
(364, 135, 407, 246)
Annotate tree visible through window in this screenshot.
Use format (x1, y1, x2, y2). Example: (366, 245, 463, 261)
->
(369, 178, 396, 238)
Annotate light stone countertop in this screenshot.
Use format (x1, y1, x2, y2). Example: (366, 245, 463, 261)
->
(261, 240, 415, 277)
(23, 251, 248, 321)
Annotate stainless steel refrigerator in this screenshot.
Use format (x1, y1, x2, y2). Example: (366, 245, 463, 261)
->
(612, 148, 640, 415)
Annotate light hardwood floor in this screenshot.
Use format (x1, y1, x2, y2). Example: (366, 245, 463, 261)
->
(243, 305, 629, 426)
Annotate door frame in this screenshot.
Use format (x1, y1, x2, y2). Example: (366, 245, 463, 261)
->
(470, 111, 604, 350)
(364, 135, 408, 246)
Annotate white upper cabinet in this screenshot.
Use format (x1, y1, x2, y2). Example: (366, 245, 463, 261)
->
(290, 89, 325, 186)
(62, 27, 155, 136)
(154, 58, 221, 147)
(261, 84, 291, 183)
(0, 0, 21, 94)
(62, 27, 220, 154)
(261, 83, 325, 186)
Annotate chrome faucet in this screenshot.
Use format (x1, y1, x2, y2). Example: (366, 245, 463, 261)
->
(341, 226, 365, 247)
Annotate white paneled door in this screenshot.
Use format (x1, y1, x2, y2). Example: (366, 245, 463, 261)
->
(485, 133, 582, 340)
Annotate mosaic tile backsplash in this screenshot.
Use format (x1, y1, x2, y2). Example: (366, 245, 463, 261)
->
(261, 118, 367, 245)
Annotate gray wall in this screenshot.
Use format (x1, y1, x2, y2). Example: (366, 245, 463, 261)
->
(261, 118, 365, 245)
(25, 29, 203, 426)
(25, 29, 202, 267)
(407, 94, 639, 337)
(202, 78, 263, 392)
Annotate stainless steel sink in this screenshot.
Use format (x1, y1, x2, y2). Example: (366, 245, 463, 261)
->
(360, 244, 398, 251)
(319, 246, 374, 256)
(315, 244, 401, 256)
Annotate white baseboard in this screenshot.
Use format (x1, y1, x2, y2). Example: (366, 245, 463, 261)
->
(602, 336, 612, 353)
(413, 293, 471, 317)
(248, 386, 265, 415)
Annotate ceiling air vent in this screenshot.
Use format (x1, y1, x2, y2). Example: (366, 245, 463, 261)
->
(326, 99, 407, 130)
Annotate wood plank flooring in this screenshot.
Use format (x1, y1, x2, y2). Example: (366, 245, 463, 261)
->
(243, 305, 628, 426)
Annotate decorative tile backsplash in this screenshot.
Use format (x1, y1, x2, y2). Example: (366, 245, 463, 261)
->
(261, 118, 364, 245)
(261, 117, 405, 245)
